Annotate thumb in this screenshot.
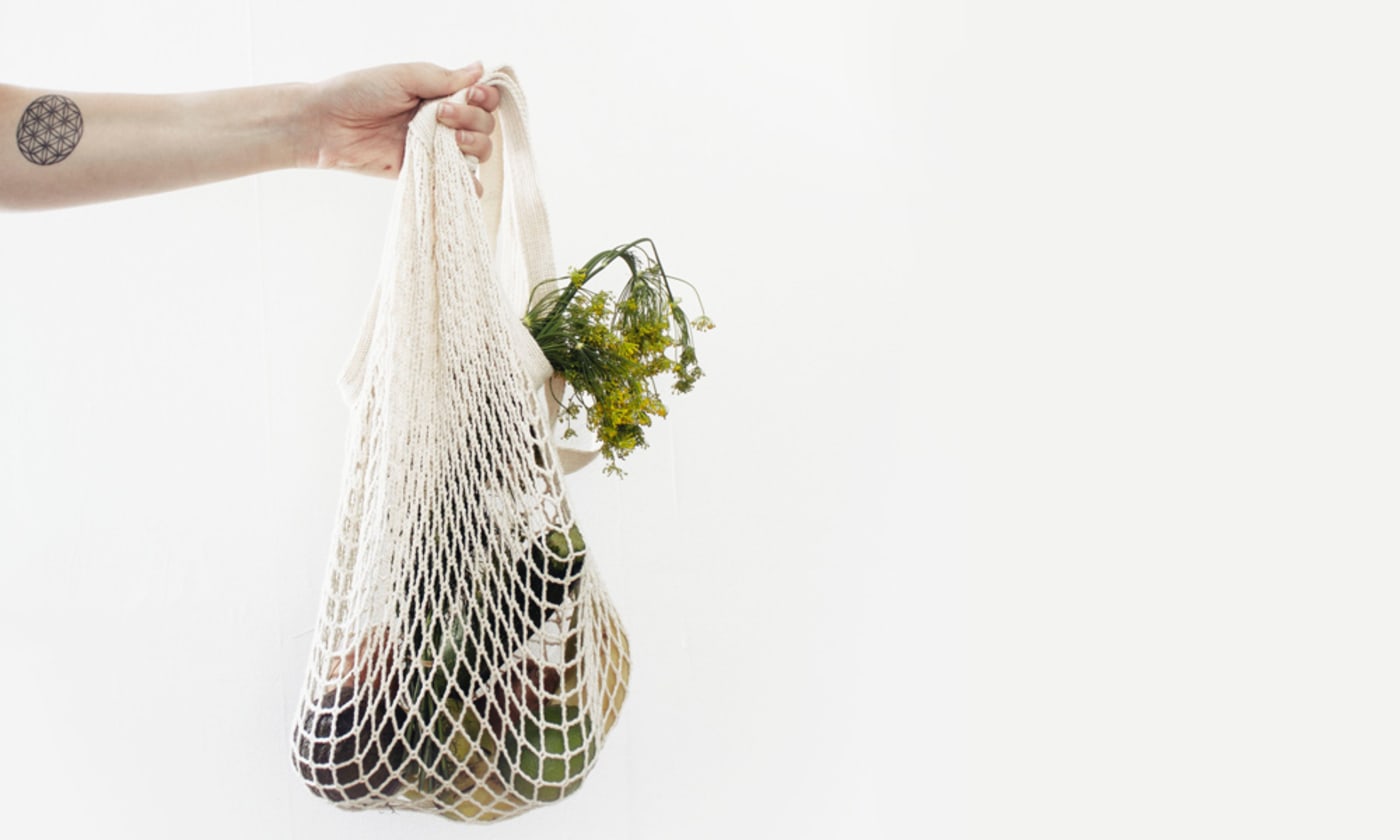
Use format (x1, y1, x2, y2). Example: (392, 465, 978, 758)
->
(399, 60, 484, 100)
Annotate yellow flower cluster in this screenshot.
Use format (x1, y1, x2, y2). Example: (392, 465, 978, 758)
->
(523, 240, 711, 477)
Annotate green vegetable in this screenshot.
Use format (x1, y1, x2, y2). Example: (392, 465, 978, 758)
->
(524, 238, 713, 476)
(498, 704, 596, 802)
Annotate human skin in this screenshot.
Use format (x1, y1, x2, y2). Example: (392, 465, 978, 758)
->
(0, 61, 502, 211)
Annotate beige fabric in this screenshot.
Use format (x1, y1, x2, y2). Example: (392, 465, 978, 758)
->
(292, 67, 629, 823)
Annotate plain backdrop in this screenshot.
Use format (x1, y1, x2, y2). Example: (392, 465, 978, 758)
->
(1, 2, 1396, 839)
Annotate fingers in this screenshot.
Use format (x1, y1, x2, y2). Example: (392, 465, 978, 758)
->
(454, 126, 493, 164)
(452, 61, 487, 91)
(466, 82, 502, 113)
(435, 99, 494, 134)
(397, 60, 485, 100)
(436, 99, 496, 163)
(401, 59, 502, 168)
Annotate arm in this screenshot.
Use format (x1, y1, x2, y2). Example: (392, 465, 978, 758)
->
(0, 82, 307, 210)
(0, 62, 500, 211)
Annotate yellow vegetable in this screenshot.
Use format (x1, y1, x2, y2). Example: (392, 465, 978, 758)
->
(443, 772, 528, 822)
(563, 619, 630, 737)
(598, 625, 630, 735)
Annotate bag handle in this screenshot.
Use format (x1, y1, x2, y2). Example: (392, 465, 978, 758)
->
(480, 67, 558, 313)
(479, 68, 600, 473)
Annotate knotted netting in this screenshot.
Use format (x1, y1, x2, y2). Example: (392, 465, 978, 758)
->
(290, 66, 629, 823)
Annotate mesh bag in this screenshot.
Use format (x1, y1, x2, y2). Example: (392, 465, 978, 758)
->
(291, 66, 629, 823)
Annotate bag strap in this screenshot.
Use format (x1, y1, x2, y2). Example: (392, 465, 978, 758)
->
(480, 68, 600, 473)
(480, 67, 557, 314)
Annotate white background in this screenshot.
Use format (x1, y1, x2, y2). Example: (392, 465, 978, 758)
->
(0, 1, 1395, 838)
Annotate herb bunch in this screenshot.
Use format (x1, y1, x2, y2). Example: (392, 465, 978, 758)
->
(523, 238, 713, 476)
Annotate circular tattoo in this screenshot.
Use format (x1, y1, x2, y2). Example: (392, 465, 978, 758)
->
(16, 94, 84, 166)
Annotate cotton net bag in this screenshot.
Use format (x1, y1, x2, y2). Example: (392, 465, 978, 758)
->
(290, 66, 629, 823)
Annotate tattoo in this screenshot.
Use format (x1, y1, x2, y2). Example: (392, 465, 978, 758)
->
(16, 94, 83, 165)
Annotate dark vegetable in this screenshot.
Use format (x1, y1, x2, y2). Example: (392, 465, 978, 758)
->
(294, 683, 408, 803)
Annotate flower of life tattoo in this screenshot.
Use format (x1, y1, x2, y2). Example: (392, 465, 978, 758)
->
(16, 94, 84, 165)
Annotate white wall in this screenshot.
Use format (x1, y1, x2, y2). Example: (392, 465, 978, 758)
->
(4, 2, 1397, 839)
(0, 2, 962, 838)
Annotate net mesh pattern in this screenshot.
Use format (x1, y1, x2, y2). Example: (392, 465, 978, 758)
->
(291, 68, 629, 823)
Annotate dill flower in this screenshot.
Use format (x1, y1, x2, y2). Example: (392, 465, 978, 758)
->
(523, 239, 712, 476)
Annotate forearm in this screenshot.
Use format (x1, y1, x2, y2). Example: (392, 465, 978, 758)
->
(0, 82, 313, 211)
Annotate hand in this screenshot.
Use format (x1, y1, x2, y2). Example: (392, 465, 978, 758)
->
(300, 61, 503, 193)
